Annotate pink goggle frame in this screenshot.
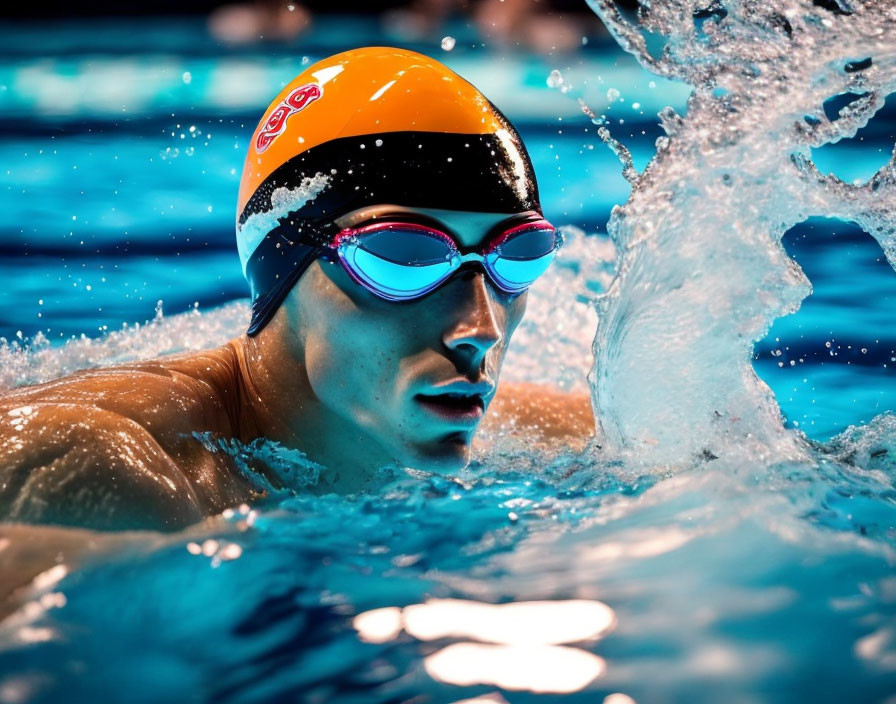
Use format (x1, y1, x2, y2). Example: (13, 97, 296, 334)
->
(323, 218, 560, 301)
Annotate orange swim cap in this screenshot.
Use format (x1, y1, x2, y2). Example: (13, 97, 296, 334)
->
(236, 46, 540, 335)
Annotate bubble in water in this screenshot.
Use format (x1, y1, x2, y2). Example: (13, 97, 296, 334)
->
(441, 36, 456, 51)
(182, 72, 192, 85)
(606, 88, 620, 102)
(547, 69, 564, 89)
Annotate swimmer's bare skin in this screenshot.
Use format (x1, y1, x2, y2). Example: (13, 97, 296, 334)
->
(0, 340, 593, 532)
(0, 344, 253, 531)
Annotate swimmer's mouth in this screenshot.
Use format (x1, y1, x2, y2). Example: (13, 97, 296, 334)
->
(414, 384, 491, 424)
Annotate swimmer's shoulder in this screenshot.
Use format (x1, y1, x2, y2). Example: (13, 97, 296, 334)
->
(0, 343, 248, 530)
(482, 381, 595, 448)
(3, 343, 242, 443)
(0, 400, 204, 530)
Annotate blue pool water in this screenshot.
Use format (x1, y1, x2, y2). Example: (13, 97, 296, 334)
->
(1, 14, 895, 704)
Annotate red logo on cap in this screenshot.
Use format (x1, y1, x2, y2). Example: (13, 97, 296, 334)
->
(255, 83, 322, 153)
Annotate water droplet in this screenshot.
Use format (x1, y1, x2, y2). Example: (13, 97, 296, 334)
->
(547, 69, 564, 89)
(441, 36, 456, 51)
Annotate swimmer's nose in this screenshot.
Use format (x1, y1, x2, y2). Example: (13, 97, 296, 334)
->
(441, 271, 504, 369)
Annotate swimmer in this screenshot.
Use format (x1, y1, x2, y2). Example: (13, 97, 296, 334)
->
(0, 48, 594, 532)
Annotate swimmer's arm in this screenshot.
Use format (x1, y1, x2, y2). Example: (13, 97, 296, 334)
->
(482, 381, 595, 447)
(0, 405, 204, 532)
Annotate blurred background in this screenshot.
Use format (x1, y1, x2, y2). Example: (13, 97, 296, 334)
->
(1, 0, 895, 438)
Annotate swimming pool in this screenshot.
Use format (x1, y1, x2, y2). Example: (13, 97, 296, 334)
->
(1, 11, 895, 704)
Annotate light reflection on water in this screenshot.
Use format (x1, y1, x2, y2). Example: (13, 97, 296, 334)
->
(425, 642, 605, 694)
(354, 599, 615, 693)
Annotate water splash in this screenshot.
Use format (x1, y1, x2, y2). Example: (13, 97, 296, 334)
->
(501, 224, 614, 394)
(191, 432, 324, 494)
(824, 411, 896, 475)
(0, 300, 247, 392)
(584, 0, 896, 464)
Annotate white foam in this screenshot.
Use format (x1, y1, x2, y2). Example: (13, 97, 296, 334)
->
(0, 301, 247, 392)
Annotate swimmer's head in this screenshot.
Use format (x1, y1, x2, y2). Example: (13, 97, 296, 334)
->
(236, 47, 550, 475)
(235, 46, 541, 334)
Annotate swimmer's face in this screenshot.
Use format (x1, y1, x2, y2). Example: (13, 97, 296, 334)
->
(283, 205, 530, 473)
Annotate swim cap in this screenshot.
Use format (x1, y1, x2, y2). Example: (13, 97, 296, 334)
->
(236, 46, 541, 335)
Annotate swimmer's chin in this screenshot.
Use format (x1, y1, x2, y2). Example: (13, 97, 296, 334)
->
(398, 432, 474, 475)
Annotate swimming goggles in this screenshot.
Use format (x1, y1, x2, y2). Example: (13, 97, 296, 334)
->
(320, 218, 561, 302)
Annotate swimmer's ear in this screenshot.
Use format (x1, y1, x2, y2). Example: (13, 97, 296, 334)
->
(255, 294, 306, 361)
(268, 267, 325, 358)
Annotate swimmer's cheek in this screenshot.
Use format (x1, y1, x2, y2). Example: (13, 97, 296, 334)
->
(1, 409, 204, 532)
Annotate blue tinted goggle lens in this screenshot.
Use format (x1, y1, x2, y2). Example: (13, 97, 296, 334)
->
(336, 221, 558, 301)
(341, 227, 455, 299)
(487, 226, 558, 292)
